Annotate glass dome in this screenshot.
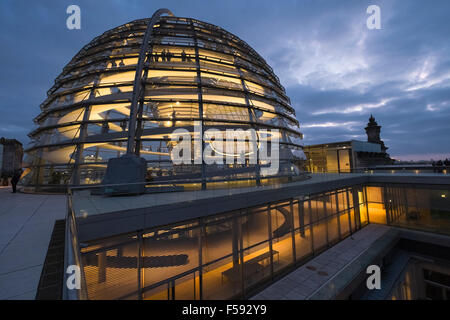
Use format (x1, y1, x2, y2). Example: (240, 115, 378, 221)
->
(23, 12, 304, 192)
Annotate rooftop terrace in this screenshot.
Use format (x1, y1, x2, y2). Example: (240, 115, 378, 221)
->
(1, 171, 449, 300)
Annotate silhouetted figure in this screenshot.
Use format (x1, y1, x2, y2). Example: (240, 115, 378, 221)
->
(50, 171, 62, 185)
(120, 120, 127, 131)
(181, 50, 187, 62)
(145, 170, 153, 182)
(11, 169, 22, 193)
(171, 110, 176, 127)
(161, 49, 167, 62)
(101, 122, 110, 134)
(119, 59, 125, 67)
(166, 50, 172, 62)
(437, 160, 444, 173)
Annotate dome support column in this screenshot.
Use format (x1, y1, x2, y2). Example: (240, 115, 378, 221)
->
(101, 9, 173, 195)
(235, 63, 261, 186)
(71, 78, 100, 186)
(127, 8, 173, 154)
(134, 52, 153, 156)
(190, 19, 207, 190)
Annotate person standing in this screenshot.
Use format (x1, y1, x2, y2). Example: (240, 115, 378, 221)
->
(11, 169, 22, 193)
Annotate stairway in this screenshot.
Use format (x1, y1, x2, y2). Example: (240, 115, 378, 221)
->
(35, 219, 65, 300)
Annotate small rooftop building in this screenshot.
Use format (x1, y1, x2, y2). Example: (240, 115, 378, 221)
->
(303, 116, 393, 173)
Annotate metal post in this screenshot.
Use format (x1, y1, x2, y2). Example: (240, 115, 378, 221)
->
(137, 230, 143, 300)
(198, 220, 204, 300)
(383, 185, 390, 224)
(364, 186, 370, 224)
(299, 197, 306, 237)
(172, 280, 176, 300)
(235, 64, 261, 186)
(352, 188, 361, 230)
(232, 215, 240, 268)
(335, 191, 342, 240)
(72, 104, 92, 185)
(238, 210, 245, 299)
(134, 53, 153, 156)
(308, 199, 315, 255)
(190, 19, 207, 190)
(290, 199, 296, 262)
(127, 9, 174, 154)
(322, 195, 329, 246)
(346, 188, 353, 234)
(404, 187, 409, 218)
(98, 251, 106, 283)
(267, 205, 274, 279)
(336, 150, 341, 173)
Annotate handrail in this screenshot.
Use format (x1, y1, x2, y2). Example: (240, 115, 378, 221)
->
(67, 171, 311, 193)
(63, 188, 88, 299)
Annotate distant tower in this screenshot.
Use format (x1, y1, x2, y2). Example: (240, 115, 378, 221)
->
(365, 115, 387, 152)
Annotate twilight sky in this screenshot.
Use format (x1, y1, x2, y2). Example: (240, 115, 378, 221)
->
(1, 0, 449, 160)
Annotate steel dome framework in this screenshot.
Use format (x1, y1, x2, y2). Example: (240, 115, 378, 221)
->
(23, 10, 303, 192)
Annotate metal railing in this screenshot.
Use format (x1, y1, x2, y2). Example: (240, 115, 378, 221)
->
(63, 188, 88, 300)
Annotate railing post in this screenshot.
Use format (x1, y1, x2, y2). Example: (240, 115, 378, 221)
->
(290, 199, 296, 262)
(308, 198, 315, 255)
(267, 205, 274, 279)
(137, 230, 143, 300)
(322, 195, 329, 246)
(364, 186, 370, 224)
(198, 219, 204, 300)
(383, 186, 391, 224)
(299, 197, 306, 238)
(335, 191, 342, 240)
(346, 188, 353, 234)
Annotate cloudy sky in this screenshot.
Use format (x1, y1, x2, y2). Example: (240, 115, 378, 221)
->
(1, 0, 449, 160)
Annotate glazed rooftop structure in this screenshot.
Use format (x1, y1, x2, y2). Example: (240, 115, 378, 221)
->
(23, 9, 303, 193)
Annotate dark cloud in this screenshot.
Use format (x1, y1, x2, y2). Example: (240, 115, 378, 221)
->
(0, 0, 449, 160)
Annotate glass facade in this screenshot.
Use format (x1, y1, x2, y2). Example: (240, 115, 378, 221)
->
(23, 15, 303, 192)
(80, 186, 365, 300)
(366, 185, 450, 235)
(77, 182, 450, 300)
(387, 260, 450, 300)
(303, 142, 352, 173)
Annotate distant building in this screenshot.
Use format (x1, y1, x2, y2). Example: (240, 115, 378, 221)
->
(303, 115, 393, 172)
(365, 114, 388, 153)
(0, 137, 23, 185)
